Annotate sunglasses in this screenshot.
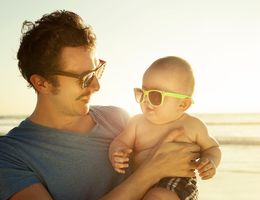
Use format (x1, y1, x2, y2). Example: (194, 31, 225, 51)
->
(51, 59, 106, 88)
(134, 88, 193, 107)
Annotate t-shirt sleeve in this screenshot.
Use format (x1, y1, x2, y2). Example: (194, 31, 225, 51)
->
(104, 106, 130, 131)
(0, 140, 39, 200)
(91, 105, 130, 137)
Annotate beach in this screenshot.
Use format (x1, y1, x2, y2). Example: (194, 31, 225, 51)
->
(198, 144, 260, 200)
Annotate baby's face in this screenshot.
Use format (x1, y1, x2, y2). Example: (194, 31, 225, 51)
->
(140, 68, 188, 124)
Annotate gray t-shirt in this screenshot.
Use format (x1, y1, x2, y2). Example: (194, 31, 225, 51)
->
(0, 106, 131, 200)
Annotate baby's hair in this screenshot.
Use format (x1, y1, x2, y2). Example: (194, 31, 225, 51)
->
(149, 56, 195, 95)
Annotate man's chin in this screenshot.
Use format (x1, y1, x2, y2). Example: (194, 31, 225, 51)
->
(83, 104, 90, 114)
(76, 104, 90, 116)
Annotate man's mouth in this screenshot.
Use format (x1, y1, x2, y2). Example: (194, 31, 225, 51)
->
(76, 93, 91, 101)
(80, 98, 89, 103)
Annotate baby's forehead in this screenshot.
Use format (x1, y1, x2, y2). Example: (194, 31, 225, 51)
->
(143, 65, 184, 85)
(146, 63, 189, 76)
(144, 64, 193, 85)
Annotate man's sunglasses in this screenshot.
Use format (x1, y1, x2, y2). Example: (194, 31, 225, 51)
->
(51, 59, 106, 88)
(134, 88, 193, 107)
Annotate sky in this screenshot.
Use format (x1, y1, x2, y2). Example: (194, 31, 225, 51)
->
(0, 0, 260, 115)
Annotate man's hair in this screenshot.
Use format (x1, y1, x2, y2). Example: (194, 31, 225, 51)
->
(17, 10, 96, 87)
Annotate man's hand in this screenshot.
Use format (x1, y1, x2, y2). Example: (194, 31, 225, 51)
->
(142, 127, 201, 178)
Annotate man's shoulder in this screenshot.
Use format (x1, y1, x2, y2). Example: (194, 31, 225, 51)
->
(90, 105, 125, 113)
(90, 105, 130, 130)
(0, 122, 24, 146)
(91, 105, 129, 119)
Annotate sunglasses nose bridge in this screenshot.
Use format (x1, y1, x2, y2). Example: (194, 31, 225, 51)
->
(141, 91, 152, 105)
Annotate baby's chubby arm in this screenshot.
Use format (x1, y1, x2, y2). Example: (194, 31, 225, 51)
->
(109, 115, 140, 173)
(192, 117, 222, 180)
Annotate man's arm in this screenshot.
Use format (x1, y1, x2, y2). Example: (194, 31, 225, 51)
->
(9, 183, 53, 200)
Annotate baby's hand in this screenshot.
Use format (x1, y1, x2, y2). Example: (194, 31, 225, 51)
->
(111, 148, 132, 174)
(197, 157, 216, 180)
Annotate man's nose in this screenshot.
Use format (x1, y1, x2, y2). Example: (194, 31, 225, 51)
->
(87, 76, 100, 92)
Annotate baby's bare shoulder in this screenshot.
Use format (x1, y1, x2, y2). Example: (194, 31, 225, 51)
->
(184, 113, 205, 125)
(182, 113, 208, 133)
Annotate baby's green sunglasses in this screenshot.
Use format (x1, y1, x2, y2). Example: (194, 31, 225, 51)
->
(134, 88, 193, 107)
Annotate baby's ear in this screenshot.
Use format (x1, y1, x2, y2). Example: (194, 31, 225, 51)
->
(179, 98, 192, 111)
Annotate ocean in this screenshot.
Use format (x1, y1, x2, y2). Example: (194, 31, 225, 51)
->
(1, 113, 260, 145)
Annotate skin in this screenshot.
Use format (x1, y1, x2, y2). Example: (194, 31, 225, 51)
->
(109, 64, 221, 199)
(10, 48, 201, 200)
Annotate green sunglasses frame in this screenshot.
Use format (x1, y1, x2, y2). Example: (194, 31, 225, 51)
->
(134, 88, 194, 107)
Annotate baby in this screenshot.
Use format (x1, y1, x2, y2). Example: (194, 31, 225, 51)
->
(109, 56, 221, 200)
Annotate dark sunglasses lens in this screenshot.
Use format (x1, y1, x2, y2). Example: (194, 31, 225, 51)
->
(148, 91, 162, 106)
(82, 73, 94, 88)
(134, 88, 144, 103)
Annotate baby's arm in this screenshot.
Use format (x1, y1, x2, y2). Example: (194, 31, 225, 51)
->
(109, 116, 139, 174)
(193, 118, 222, 180)
(197, 146, 221, 180)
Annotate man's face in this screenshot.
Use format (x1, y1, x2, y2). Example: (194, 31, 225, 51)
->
(49, 46, 101, 116)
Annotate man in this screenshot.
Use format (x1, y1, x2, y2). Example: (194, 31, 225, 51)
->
(0, 10, 200, 200)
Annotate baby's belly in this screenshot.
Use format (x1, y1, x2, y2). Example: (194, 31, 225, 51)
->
(133, 136, 194, 170)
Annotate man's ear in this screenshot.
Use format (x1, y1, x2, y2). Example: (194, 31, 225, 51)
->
(179, 98, 192, 111)
(30, 74, 51, 94)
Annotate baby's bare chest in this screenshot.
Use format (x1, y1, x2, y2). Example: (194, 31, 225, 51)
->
(134, 123, 195, 153)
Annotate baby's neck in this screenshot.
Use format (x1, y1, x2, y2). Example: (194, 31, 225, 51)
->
(164, 112, 186, 125)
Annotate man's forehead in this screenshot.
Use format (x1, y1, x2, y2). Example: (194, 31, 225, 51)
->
(59, 46, 96, 69)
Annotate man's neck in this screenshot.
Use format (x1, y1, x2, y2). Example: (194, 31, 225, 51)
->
(29, 107, 95, 135)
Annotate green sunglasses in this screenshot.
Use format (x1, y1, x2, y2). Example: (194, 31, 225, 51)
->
(134, 88, 193, 107)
